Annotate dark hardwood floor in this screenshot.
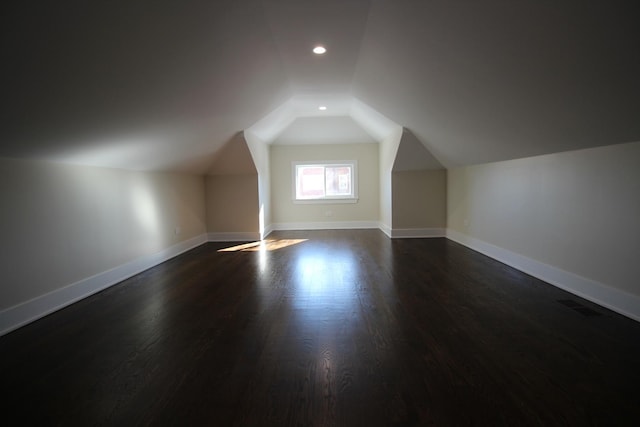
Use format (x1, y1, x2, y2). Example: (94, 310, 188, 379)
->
(2, 229, 640, 426)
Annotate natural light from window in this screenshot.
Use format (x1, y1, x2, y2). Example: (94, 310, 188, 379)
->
(293, 161, 357, 203)
(218, 239, 308, 252)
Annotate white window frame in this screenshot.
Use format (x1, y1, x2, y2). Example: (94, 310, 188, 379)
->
(292, 160, 358, 204)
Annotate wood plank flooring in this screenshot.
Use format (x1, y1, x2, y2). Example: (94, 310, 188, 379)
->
(2, 229, 640, 426)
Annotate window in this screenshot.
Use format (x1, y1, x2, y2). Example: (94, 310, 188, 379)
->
(293, 161, 358, 203)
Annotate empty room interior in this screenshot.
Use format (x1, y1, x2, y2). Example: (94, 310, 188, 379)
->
(1, 1, 640, 425)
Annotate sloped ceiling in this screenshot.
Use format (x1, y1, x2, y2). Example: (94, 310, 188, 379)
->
(393, 129, 444, 171)
(1, 1, 639, 172)
(208, 132, 257, 176)
(272, 117, 377, 146)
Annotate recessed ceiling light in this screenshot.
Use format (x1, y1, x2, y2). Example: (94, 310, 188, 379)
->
(313, 46, 327, 55)
(318, 106, 327, 111)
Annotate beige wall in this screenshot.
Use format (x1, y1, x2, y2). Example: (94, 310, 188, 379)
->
(0, 157, 206, 311)
(205, 132, 261, 235)
(205, 174, 259, 233)
(392, 170, 446, 228)
(270, 143, 379, 224)
(447, 141, 640, 298)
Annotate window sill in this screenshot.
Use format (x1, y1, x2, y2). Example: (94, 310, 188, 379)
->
(293, 198, 358, 205)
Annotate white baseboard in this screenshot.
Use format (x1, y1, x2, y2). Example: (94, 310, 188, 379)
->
(391, 228, 446, 238)
(8, 227, 634, 336)
(0, 234, 208, 337)
(446, 229, 640, 322)
(208, 231, 261, 242)
(268, 223, 444, 239)
(379, 223, 392, 237)
(271, 221, 380, 231)
(262, 224, 274, 239)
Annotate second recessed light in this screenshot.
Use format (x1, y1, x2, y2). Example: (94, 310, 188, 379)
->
(318, 106, 327, 111)
(313, 46, 327, 55)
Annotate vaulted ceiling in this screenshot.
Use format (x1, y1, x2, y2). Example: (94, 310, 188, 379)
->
(2, 1, 639, 172)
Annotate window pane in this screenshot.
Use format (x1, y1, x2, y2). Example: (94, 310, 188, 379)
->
(293, 161, 356, 202)
(297, 166, 325, 198)
(325, 166, 351, 196)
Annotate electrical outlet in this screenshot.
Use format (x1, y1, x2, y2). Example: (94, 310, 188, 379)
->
(325, 210, 333, 217)
(174, 226, 181, 235)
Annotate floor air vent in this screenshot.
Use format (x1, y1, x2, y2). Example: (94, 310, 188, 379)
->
(557, 299, 602, 317)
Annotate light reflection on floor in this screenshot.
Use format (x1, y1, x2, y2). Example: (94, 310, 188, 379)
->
(281, 244, 363, 389)
(221, 236, 363, 353)
(289, 247, 360, 329)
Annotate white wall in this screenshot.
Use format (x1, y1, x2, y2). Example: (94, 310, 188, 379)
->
(244, 130, 272, 237)
(0, 157, 207, 334)
(378, 128, 403, 235)
(447, 141, 640, 320)
(270, 143, 379, 227)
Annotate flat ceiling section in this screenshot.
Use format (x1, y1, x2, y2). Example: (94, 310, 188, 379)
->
(263, 0, 372, 94)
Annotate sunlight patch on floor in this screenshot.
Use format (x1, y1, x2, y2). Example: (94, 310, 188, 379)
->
(218, 239, 308, 252)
